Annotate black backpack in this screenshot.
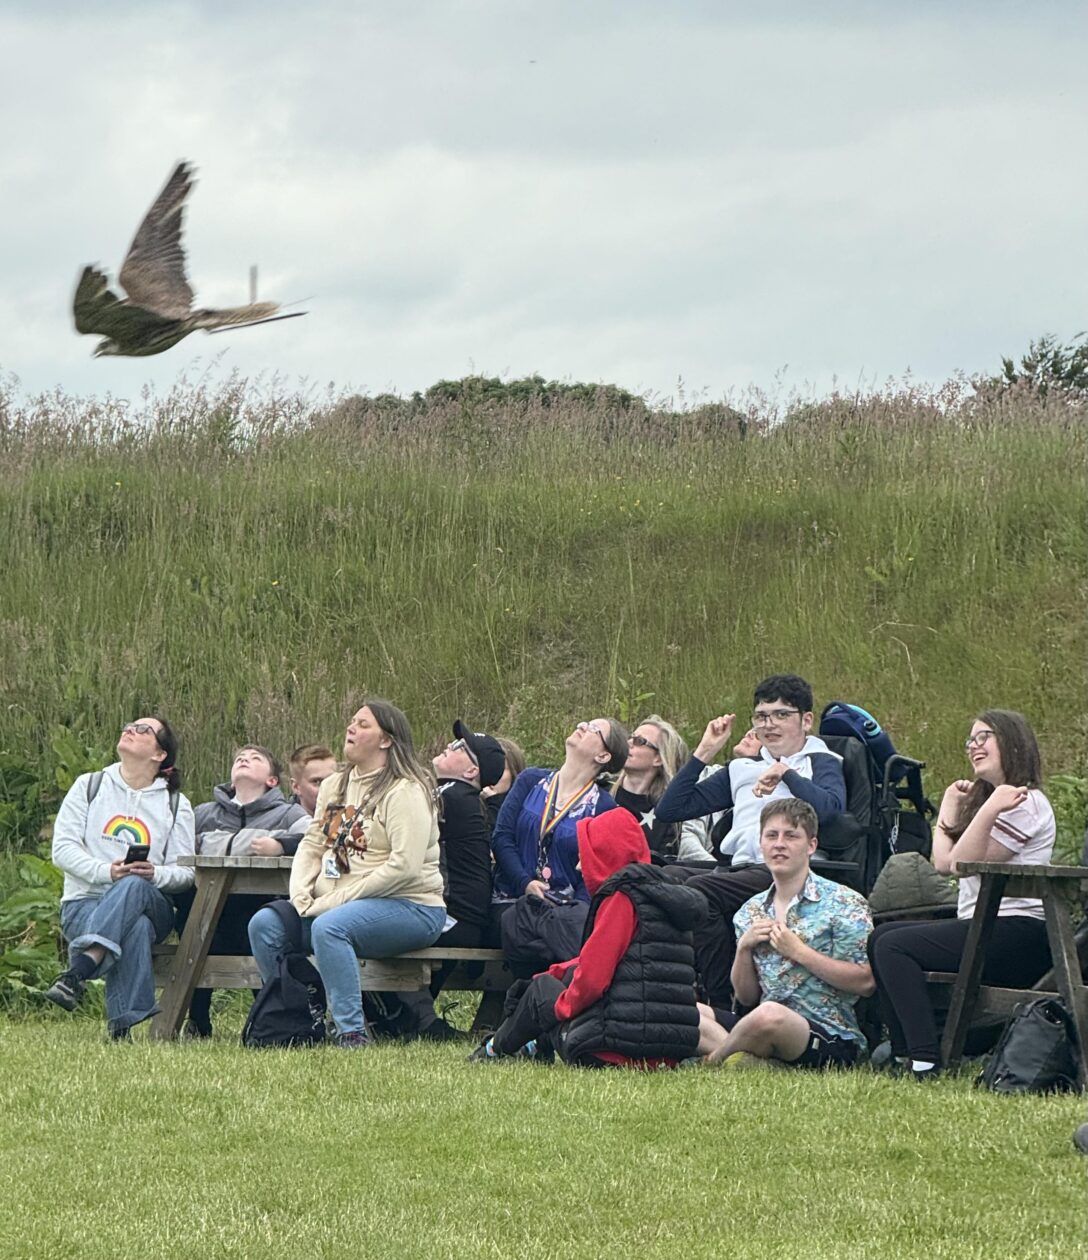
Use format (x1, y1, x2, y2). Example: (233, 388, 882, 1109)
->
(977, 998, 1078, 1095)
(241, 901, 327, 1048)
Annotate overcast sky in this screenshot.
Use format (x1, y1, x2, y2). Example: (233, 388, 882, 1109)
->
(3, 1, 1085, 406)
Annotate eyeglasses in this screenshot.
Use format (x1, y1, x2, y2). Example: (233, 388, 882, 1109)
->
(122, 723, 159, 737)
(449, 738, 479, 767)
(751, 709, 800, 726)
(630, 734, 660, 752)
(964, 729, 996, 751)
(578, 721, 610, 749)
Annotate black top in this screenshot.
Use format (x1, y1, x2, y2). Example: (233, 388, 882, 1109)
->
(438, 777, 493, 928)
(484, 790, 508, 835)
(613, 785, 684, 859)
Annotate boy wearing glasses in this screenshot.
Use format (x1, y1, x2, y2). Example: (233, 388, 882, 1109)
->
(383, 720, 506, 1040)
(432, 720, 506, 948)
(656, 674, 847, 1006)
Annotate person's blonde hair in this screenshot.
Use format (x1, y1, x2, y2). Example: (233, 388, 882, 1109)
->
(613, 714, 689, 804)
(496, 737, 527, 783)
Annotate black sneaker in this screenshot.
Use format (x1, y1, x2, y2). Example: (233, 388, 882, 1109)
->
(43, 972, 85, 1012)
(467, 1038, 500, 1063)
(182, 1020, 213, 1040)
(109, 1025, 132, 1042)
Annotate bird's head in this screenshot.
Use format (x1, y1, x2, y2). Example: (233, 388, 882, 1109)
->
(93, 339, 122, 358)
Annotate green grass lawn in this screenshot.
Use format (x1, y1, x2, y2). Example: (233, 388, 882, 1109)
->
(2, 1018, 1084, 1259)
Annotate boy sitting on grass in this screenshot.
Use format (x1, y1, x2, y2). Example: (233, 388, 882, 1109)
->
(470, 808, 707, 1067)
(699, 798, 875, 1069)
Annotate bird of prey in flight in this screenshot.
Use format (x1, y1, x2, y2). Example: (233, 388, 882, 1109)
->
(73, 161, 304, 357)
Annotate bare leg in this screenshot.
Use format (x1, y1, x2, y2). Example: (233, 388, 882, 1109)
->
(696, 1002, 730, 1058)
(705, 1001, 811, 1065)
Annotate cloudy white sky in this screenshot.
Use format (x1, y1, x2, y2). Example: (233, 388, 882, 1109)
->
(3, 1, 1086, 405)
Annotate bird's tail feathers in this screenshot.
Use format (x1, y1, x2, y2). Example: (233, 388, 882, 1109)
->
(194, 302, 281, 329)
(204, 310, 308, 334)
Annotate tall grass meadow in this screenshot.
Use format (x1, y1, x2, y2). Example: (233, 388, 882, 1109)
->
(1, 370, 1083, 824)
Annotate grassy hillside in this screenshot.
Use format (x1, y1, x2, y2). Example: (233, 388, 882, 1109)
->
(0, 375, 1085, 826)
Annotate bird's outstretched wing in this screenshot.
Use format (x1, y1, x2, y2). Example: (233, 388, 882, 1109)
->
(73, 265, 177, 338)
(118, 161, 196, 318)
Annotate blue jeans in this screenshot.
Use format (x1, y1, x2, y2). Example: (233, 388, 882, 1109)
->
(248, 898, 446, 1035)
(61, 877, 177, 1034)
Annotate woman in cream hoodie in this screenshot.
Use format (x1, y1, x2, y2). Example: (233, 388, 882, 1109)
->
(248, 698, 444, 1048)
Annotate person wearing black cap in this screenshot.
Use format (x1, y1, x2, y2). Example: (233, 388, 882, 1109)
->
(381, 720, 505, 1040)
(433, 720, 505, 949)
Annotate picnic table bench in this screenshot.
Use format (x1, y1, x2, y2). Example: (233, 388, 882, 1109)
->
(149, 855, 511, 1040)
(924, 861, 1088, 1088)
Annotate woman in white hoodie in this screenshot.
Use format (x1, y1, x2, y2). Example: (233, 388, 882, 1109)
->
(45, 716, 196, 1038)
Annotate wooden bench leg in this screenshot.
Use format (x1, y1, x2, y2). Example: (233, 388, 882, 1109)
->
(941, 873, 1005, 1071)
(150, 870, 233, 1041)
(1042, 893, 1088, 1091)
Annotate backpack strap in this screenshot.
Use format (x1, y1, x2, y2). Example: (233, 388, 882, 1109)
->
(84, 770, 104, 807)
(266, 898, 307, 955)
(85, 768, 177, 820)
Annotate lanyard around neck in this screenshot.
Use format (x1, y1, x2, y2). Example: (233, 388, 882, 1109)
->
(539, 774, 595, 845)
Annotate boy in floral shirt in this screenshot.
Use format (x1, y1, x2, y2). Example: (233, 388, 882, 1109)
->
(699, 798, 875, 1068)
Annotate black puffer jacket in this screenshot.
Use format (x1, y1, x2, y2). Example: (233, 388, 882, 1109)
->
(560, 861, 708, 1064)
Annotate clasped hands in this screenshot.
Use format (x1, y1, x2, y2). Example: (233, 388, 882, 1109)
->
(739, 916, 805, 961)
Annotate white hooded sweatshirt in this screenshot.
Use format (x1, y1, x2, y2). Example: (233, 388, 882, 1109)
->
(722, 735, 845, 866)
(51, 764, 196, 902)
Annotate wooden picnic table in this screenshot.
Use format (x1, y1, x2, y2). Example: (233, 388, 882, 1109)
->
(937, 861, 1088, 1087)
(148, 855, 510, 1041)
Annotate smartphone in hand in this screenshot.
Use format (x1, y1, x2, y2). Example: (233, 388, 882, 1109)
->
(542, 888, 575, 906)
(123, 844, 151, 865)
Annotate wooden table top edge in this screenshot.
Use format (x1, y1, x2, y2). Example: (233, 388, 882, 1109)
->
(953, 861, 1088, 880)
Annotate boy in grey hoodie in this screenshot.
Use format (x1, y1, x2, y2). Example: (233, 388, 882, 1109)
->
(182, 745, 311, 1036)
(46, 717, 196, 1038)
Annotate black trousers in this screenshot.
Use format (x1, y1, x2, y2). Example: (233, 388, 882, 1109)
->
(868, 915, 1051, 1062)
(492, 973, 567, 1056)
(684, 865, 774, 1006)
(390, 919, 488, 1033)
(429, 918, 485, 998)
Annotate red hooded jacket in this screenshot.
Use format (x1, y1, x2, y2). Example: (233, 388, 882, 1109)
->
(546, 809, 650, 1022)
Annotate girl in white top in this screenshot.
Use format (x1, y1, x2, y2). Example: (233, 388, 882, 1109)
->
(868, 709, 1055, 1078)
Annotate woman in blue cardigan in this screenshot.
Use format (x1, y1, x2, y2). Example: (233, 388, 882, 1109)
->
(491, 718, 628, 907)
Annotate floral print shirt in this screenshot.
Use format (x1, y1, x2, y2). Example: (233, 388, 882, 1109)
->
(734, 871, 873, 1043)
